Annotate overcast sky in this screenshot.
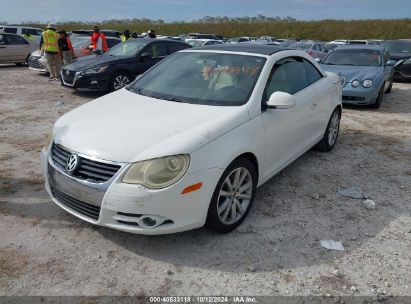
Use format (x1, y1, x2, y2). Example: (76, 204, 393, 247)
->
(1, 0, 410, 23)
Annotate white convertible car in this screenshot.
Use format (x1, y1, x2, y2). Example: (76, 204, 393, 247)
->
(40, 44, 342, 235)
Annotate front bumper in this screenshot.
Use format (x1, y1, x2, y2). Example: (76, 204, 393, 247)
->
(60, 69, 110, 92)
(40, 148, 223, 235)
(28, 56, 47, 73)
(341, 85, 379, 105)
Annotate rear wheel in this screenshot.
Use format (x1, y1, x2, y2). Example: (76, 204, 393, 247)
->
(317, 107, 341, 152)
(110, 72, 131, 91)
(206, 158, 257, 233)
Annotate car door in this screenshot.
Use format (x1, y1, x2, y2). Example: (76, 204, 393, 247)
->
(261, 56, 319, 179)
(0, 34, 7, 62)
(136, 42, 168, 75)
(5, 34, 31, 62)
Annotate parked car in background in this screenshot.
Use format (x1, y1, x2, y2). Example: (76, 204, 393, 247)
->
(0, 25, 43, 43)
(289, 42, 328, 60)
(0, 33, 37, 65)
(182, 33, 222, 41)
(227, 37, 251, 43)
(348, 40, 367, 45)
(258, 36, 278, 43)
(321, 45, 395, 108)
(367, 40, 382, 46)
(61, 39, 191, 92)
(325, 41, 346, 52)
(28, 36, 122, 73)
(41, 44, 342, 235)
(186, 39, 223, 47)
(381, 40, 411, 82)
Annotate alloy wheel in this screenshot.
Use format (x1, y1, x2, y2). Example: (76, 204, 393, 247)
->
(113, 74, 130, 90)
(328, 111, 340, 146)
(217, 167, 253, 225)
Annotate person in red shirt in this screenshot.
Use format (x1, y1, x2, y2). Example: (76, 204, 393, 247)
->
(90, 26, 108, 54)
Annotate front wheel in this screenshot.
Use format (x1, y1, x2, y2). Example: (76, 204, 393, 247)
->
(206, 158, 257, 233)
(316, 108, 341, 152)
(371, 84, 384, 108)
(110, 72, 131, 91)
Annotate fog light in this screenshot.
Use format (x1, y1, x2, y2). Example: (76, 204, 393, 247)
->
(142, 217, 156, 227)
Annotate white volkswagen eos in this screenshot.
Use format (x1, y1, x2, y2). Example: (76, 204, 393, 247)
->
(41, 44, 342, 235)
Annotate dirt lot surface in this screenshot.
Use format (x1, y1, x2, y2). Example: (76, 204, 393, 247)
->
(0, 65, 410, 297)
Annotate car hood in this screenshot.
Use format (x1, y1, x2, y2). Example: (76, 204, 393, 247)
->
(53, 89, 249, 163)
(321, 64, 382, 81)
(64, 54, 133, 71)
(388, 52, 411, 61)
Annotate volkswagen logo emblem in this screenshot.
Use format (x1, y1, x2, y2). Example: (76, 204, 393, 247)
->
(65, 154, 79, 174)
(65, 70, 70, 75)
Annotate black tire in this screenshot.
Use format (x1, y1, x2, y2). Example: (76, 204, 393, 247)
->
(371, 84, 384, 108)
(385, 79, 393, 94)
(109, 71, 131, 92)
(316, 107, 341, 152)
(206, 158, 257, 233)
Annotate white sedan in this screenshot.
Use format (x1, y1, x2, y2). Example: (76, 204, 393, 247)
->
(40, 44, 342, 235)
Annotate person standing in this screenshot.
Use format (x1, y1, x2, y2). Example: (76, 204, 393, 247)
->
(40, 23, 61, 80)
(120, 29, 131, 42)
(147, 30, 157, 38)
(58, 30, 74, 64)
(90, 26, 108, 54)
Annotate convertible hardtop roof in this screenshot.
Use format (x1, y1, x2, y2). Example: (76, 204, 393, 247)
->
(191, 44, 288, 55)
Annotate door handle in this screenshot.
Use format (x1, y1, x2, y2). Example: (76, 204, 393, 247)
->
(311, 103, 317, 110)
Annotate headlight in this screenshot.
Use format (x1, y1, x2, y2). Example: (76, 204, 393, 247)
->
(122, 155, 190, 189)
(83, 66, 108, 75)
(351, 80, 360, 88)
(44, 128, 53, 149)
(362, 79, 373, 88)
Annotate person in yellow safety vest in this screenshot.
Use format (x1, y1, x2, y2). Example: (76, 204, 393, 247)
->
(120, 29, 131, 42)
(39, 23, 61, 81)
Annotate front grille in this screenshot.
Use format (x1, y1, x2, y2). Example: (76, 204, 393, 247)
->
(61, 69, 76, 84)
(51, 143, 121, 183)
(51, 186, 101, 220)
(342, 96, 366, 102)
(28, 56, 44, 70)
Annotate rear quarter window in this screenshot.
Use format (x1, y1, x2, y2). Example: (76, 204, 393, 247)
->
(4, 27, 17, 34)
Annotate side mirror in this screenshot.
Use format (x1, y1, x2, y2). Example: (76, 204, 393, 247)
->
(140, 52, 152, 61)
(267, 91, 297, 109)
(315, 57, 322, 63)
(386, 60, 396, 66)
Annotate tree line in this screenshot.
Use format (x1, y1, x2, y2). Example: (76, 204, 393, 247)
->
(3, 16, 411, 41)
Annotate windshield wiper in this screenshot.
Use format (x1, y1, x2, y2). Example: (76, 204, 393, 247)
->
(127, 87, 145, 96)
(156, 96, 183, 103)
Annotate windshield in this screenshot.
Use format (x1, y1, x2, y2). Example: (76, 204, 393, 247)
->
(323, 49, 382, 67)
(382, 42, 411, 53)
(128, 52, 266, 106)
(107, 41, 147, 57)
(71, 36, 90, 48)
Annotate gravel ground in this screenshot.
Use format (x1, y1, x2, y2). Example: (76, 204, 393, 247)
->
(0, 65, 410, 297)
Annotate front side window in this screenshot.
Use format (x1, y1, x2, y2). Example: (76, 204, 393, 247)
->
(167, 42, 190, 54)
(6, 35, 28, 45)
(128, 52, 266, 106)
(304, 59, 323, 85)
(263, 57, 309, 100)
(143, 43, 168, 58)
